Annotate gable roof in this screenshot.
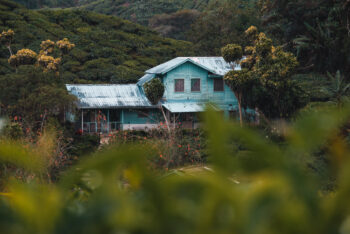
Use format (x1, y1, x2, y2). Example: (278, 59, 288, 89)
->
(66, 84, 153, 109)
(145, 57, 241, 76)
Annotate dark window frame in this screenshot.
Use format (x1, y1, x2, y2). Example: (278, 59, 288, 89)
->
(191, 78, 201, 92)
(174, 79, 185, 92)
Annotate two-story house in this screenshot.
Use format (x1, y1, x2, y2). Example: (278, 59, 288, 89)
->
(66, 57, 240, 133)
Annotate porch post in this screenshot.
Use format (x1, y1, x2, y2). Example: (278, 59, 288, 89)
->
(107, 109, 110, 133)
(81, 109, 84, 133)
(121, 109, 124, 131)
(95, 110, 97, 132)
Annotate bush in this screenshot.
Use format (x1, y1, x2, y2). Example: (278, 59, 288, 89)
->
(143, 78, 164, 105)
(2, 122, 23, 140)
(68, 134, 100, 157)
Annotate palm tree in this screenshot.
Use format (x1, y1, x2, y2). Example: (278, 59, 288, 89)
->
(324, 70, 350, 106)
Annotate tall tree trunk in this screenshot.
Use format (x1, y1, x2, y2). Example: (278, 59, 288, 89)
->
(236, 93, 243, 127)
(160, 105, 171, 133)
(40, 110, 47, 133)
(7, 46, 13, 56)
(7, 45, 17, 73)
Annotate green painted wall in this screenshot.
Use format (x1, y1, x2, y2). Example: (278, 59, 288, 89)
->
(122, 109, 162, 124)
(162, 62, 237, 110)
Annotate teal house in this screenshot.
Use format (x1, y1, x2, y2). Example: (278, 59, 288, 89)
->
(66, 57, 241, 133)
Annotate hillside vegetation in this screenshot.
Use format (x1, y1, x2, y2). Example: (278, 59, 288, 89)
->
(12, 0, 259, 54)
(77, 0, 212, 25)
(13, 0, 213, 24)
(0, 0, 194, 84)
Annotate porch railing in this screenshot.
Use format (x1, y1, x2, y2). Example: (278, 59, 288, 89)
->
(82, 121, 121, 133)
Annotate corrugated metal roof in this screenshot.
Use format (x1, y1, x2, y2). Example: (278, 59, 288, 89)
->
(66, 84, 153, 109)
(146, 57, 241, 76)
(162, 102, 206, 113)
(137, 73, 156, 86)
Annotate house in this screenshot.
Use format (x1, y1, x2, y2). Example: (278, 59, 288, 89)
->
(66, 57, 241, 133)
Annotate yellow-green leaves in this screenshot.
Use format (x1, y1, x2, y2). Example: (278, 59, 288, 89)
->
(8, 183, 63, 234)
(8, 49, 37, 67)
(56, 38, 75, 54)
(221, 44, 243, 64)
(0, 141, 45, 174)
(1, 29, 74, 75)
(222, 26, 305, 119)
(0, 29, 14, 47)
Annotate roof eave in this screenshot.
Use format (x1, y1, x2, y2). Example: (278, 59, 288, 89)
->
(146, 58, 219, 75)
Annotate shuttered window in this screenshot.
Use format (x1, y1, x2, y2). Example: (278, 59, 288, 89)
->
(191, 78, 201, 92)
(214, 79, 224, 92)
(175, 79, 184, 92)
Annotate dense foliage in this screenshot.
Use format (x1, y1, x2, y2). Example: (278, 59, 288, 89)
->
(0, 66, 75, 130)
(11, 0, 74, 8)
(0, 0, 194, 84)
(143, 78, 165, 105)
(13, 0, 213, 24)
(70, 0, 212, 25)
(223, 27, 308, 119)
(188, 0, 259, 55)
(1, 106, 350, 233)
(259, 0, 350, 74)
(149, 9, 201, 40)
(108, 127, 206, 169)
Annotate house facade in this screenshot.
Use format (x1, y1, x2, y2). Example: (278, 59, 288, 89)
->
(66, 57, 241, 133)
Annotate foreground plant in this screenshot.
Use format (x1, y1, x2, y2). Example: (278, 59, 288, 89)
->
(0, 105, 350, 233)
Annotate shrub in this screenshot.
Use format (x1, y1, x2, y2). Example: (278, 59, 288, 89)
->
(143, 78, 165, 105)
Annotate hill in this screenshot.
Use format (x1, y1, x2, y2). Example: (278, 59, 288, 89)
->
(0, 0, 194, 83)
(12, 0, 212, 24)
(76, 0, 212, 25)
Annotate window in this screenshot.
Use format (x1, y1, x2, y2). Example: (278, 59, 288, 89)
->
(191, 78, 201, 92)
(214, 79, 224, 92)
(175, 79, 184, 92)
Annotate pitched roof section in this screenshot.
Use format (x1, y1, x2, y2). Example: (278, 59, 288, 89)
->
(145, 57, 241, 76)
(137, 73, 156, 86)
(66, 84, 153, 109)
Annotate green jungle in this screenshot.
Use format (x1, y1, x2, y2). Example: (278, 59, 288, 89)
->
(1, 0, 350, 233)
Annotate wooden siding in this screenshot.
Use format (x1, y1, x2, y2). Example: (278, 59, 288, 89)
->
(162, 62, 237, 108)
(122, 109, 161, 125)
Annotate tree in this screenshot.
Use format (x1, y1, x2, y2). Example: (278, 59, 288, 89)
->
(0, 66, 76, 131)
(258, 0, 350, 74)
(221, 43, 245, 125)
(188, 0, 259, 55)
(5, 31, 75, 75)
(0, 29, 14, 56)
(324, 70, 350, 106)
(143, 78, 171, 131)
(222, 26, 307, 121)
(0, 30, 76, 131)
(143, 78, 165, 105)
(149, 9, 200, 40)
